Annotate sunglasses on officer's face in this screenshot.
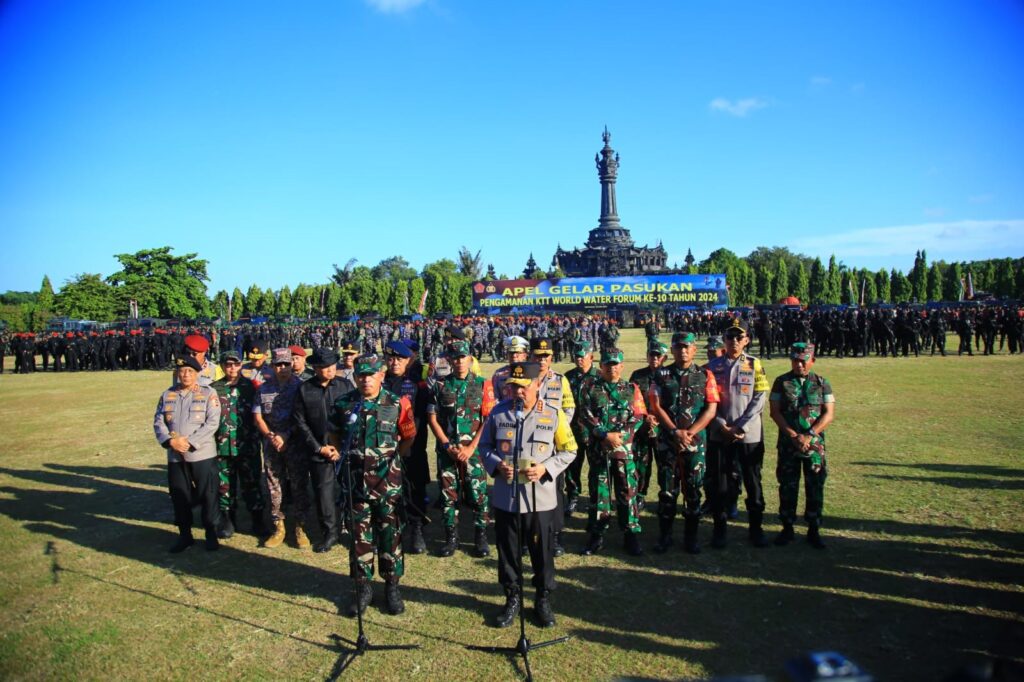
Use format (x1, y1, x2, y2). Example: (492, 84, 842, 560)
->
(222, 360, 241, 367)
(273, 362, 290, 367)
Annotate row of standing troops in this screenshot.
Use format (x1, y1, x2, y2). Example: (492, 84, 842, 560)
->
(154, 320, 836, 627)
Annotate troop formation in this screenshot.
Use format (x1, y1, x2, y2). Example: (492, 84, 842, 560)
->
(151, 317, 837, 629)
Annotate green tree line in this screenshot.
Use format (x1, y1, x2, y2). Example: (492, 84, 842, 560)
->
(3, 246, 1022, 331)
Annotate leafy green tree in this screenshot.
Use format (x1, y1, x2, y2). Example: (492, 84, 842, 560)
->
(211, 290, 230, 320)
(56, 274, 118, 321)
(409, 278, 427, 314)
(754, 265, 774, 303)
(890, 268, 912, 303)
(231, 288, 245, 320)
(773, 258, 789, 301)
(257, 288, 276, 316)
(484, 264, 497, 281)
(875, 268, 891, 303)
(457, 247, 483, 280)
(861, 269, 877, 304)
(792, 261, 810, 304)
(371, 256, 417, 285)
(993, 258, 1015, 298)
(943, 262, 963, 301)
(393, 279, 410, 315)
(106, 247, 211, 318)
(809, 257, 826, 304)
(927, 263, 944, 302)
(244, 285, 262, 317)
(38, 276, 55, 313)
(825, 255, 841, 304)
(423, 259, 466, 315)
(277, 286, 292, 317)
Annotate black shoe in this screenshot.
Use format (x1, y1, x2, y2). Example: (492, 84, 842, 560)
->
(564, 496, 578, 518)
(216, 514, 235, 540)
(494, 589, 521, 628)
(474, 527, 490, 558)
(407, 520, 427, 555)
(204, 530, 220, 551)
(534, 590, 555, 628)
(314, 535, 338, 553)
(748, 511, 769, 547)
(169, 534, 194, 554)
(711, 518, 727, 549)
(347, 581, 373, 617)
(807, 524, 827, 550)
(581, 533, 604, 556)
(385, 580, 405, 615)
(683, 517, 701, 554)
(774, 523, 795, 546)
(624, 531, 644, 556)
(653, 534, 673, 554)
(438, 527, 457, 557)
(553, 531, 565, 558)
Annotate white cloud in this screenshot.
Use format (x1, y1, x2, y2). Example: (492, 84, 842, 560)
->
(364, 0, 426, 13)
(709, 97, 769, 117)
(799, 219, 1024, 259)
(968, 193, 994, 204)
(810, 76, 832, 86)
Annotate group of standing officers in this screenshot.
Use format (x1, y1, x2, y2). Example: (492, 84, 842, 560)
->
(152, 316, 837, 629)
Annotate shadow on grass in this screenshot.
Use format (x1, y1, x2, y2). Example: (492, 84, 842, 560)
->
(852, 462, 1024, 479)
(2, 463, 1023, 680)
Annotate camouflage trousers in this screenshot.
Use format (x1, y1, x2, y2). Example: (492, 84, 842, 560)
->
(655, 442, 706, 522)
(263, 439, 311, 523)
(436, 450, 490, 529)
(350, 454, 405, 580)
(633, 430, 658, 498)
(586, 449, 640, 535)
(216, 443, 264, 513)
(776, 446, 828, 524)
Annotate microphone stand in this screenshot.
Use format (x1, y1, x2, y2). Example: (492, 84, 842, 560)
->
(329, 400, 419, 677)
(467, 398, 568, 682)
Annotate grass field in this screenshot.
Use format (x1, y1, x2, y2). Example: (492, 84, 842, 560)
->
(1, 328, 1022, 681)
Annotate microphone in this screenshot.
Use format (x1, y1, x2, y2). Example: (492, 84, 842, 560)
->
(348, 401, 362, 425)
(514, 398, 525, 422)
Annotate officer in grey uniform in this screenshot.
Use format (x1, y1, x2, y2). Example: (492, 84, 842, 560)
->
(480, 361, 578, 629)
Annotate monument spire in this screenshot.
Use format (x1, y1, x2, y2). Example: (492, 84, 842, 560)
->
(587, 128, 632, 248)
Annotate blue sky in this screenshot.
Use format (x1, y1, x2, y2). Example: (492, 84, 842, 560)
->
(2, 0, 1022, 295)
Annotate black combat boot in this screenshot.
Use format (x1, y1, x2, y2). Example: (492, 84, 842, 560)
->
(314, 533, 338, 553)
(623, 531, 644, 557)
(683, 516, 701, 554)
(438, 526, 458, 557)
(711, 516, 727, 549)
(385, 578, 405, 615)
(652, 516, 674, 554)
(534, 590, 555, 628)
(347, 580, 372, 617)
(774, 522, 795, 546)
(473, 527, 490, 557)
(494, 587, 521, 628)
(216, 513, 235, 540)
(581, 533, 604, 556)
(169, 529, 194, 554)
(204, 527, 220, 551)
(748, 510, 769, 548)
(553, 531, 565, 557)
(406, 518, 426, 554)
(806, 521, 826, 550)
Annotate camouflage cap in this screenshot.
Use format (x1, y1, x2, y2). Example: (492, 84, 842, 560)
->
(600, 347, 624, 365)
(671, 331, 698, 347)
(790, 342, 815, 362)
(219, 349, 242, 363)
(648, 340, 669, 355)
(354, 354, 384, 375)
(506, 361, 541, 387)
(446, 340, 471, 358)
(705, 335, 725, 350)
(572, 340, 593, 358)
(271, 348, 293, 365)
(504, 335, 529, 353)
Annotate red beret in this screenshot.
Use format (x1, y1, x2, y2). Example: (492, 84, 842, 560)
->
(183, 334, 210, 353)
(288, 344, 306, 358)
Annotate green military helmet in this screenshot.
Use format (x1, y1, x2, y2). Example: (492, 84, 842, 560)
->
(446, 340, 471, 358)
(790, 342, 815, 361)
(647, 340, 669, 356)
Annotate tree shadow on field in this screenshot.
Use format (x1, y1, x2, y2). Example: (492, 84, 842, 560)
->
(853, 460, 1024, 491)
(0, 463, 495, 652)
(853, 462, 1024, 479)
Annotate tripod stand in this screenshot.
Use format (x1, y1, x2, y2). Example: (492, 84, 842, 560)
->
(329, 400, 419, 676)
(467, 399, 568, 682)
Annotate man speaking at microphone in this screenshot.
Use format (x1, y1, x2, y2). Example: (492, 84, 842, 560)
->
(479, 361, 577, 629)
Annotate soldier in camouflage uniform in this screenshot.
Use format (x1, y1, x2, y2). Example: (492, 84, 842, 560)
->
(563, 341, 600, 518)
(426, 340, 497, 558)
(648, 332, 720, 554)
(628, 339, 668, 512)
(329, 354, 417, 616)
(577, 348, 646, 556)
(769, 342, 835, 550)
(211, 349, 265, 540)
